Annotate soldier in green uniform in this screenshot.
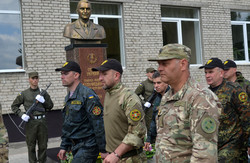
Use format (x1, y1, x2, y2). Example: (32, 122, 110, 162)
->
(148, 44, 221, 162)
(135, 67, 155, 104)
(200, 58, 250, 162)
(11, 72, 54, 163)
(0, 103, 9, 163)
(92, 59, 147, 163)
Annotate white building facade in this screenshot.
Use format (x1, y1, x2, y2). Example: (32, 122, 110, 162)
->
(0, 0, 250, 113)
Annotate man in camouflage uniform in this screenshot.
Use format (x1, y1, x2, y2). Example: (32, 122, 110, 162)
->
(0, 103, 9, 163)
(135, 67, 155, 104)
(148, 44, 221, 162)
(92, 59, 147, 163)
(11, 72, 54, 163)
(56, 61, 106, 163)
(224, 59, 250, 162)
(200, 57, 250, 162)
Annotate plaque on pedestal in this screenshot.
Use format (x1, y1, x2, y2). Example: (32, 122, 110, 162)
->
(65, 44, 107, 104)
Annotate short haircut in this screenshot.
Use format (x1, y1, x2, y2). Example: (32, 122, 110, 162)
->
(152, 70, 160, 79)
(77, 0, 91, 11)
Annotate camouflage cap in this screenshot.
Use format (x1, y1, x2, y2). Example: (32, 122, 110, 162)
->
(148, 44, 191, 62)
(146, 67, 155, 73)
(28, 72, 39, 78)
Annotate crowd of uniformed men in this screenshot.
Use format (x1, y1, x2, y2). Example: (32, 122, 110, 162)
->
(0, 43, 249, 163)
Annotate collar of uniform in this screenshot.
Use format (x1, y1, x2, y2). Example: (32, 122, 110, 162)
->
(66, 83, 81, 100)
(162, 77, 191, 103)
(146, 78, 153, 83)
(236, 71, 244, 81)
(79, 20, 90, 28)
(29, 87, 39, 92)
(209, 79, 225, 93)
(106, 82, 122, 94)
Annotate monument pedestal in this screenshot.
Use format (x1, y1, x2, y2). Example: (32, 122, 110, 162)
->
(65, 44, 107, 104)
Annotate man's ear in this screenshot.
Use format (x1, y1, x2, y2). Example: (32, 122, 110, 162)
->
(114, 71, 121, 81)
(74, 72, 80, 79)
(180, 59, 188, 71)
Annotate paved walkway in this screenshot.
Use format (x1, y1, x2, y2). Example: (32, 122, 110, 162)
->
(9, 137, 157, 163)
(9, 137, 61, 163)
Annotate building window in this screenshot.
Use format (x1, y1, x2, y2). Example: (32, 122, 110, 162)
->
(0, 0, 23, 71)
(231, 11, 250, 62)
(161, 6, 202, 64)
(69, 1, 124, 65)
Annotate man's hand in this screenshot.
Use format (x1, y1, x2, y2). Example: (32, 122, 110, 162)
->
(144, 142, 152, 151)
(101, 152, 109, 159)
(103, 152, 120, 163)
(36, 95, 45, 103)
(21, 114, 30, 122)
(57, 149, 67, 160)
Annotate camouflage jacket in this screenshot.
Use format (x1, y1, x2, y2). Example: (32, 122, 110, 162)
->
(155, 77, 221, 163)
(104, 82, 146, 152)
(236, 71, 250, 97)
(210, 79, 250, 149)
(0, 103, 9, 162)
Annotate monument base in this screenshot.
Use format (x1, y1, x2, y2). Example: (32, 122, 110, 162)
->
(65, 43, 107, 104)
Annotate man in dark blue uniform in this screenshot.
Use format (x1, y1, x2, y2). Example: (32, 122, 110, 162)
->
(56, 61, 106, 163)
(144, 71, 169, 149)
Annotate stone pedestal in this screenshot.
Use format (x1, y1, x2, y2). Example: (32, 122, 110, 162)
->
(65, 44, 107, 104)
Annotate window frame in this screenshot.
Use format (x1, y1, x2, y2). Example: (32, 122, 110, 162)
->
(161, 7, 202, 64)
(231, 20, 250, 64)
(69, 3, 125, 67)
(0, 2, 25, 73)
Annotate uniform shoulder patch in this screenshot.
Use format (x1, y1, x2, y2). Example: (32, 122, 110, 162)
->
(88, 95, 94, 99)
(238, 92, 247, 102)
(201, 117, 216, 134)
(92, 106, 101, 115)
(129, 109, 142, 122)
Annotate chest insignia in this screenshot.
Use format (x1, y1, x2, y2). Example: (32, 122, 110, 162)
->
(238, 92, 247, 102)
(71, 101, 82, 105)
(201, 117, 216, 134)
(92, 106, 101, 116)
(129, 109, 142, 122)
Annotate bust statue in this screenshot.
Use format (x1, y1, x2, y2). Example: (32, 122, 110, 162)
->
(63, 0, 106, 41)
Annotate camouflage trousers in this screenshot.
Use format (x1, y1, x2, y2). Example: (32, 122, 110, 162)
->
(218, 144, 240, 163)
(118, 152, 147, 163)
(238, 138, 248, 162)
(0, 143, 9, 163)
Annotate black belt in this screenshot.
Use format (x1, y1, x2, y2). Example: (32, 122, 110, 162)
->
(121, 147, 143, 158)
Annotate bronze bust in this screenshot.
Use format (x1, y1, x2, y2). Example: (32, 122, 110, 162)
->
(63, 0, 106, 41)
